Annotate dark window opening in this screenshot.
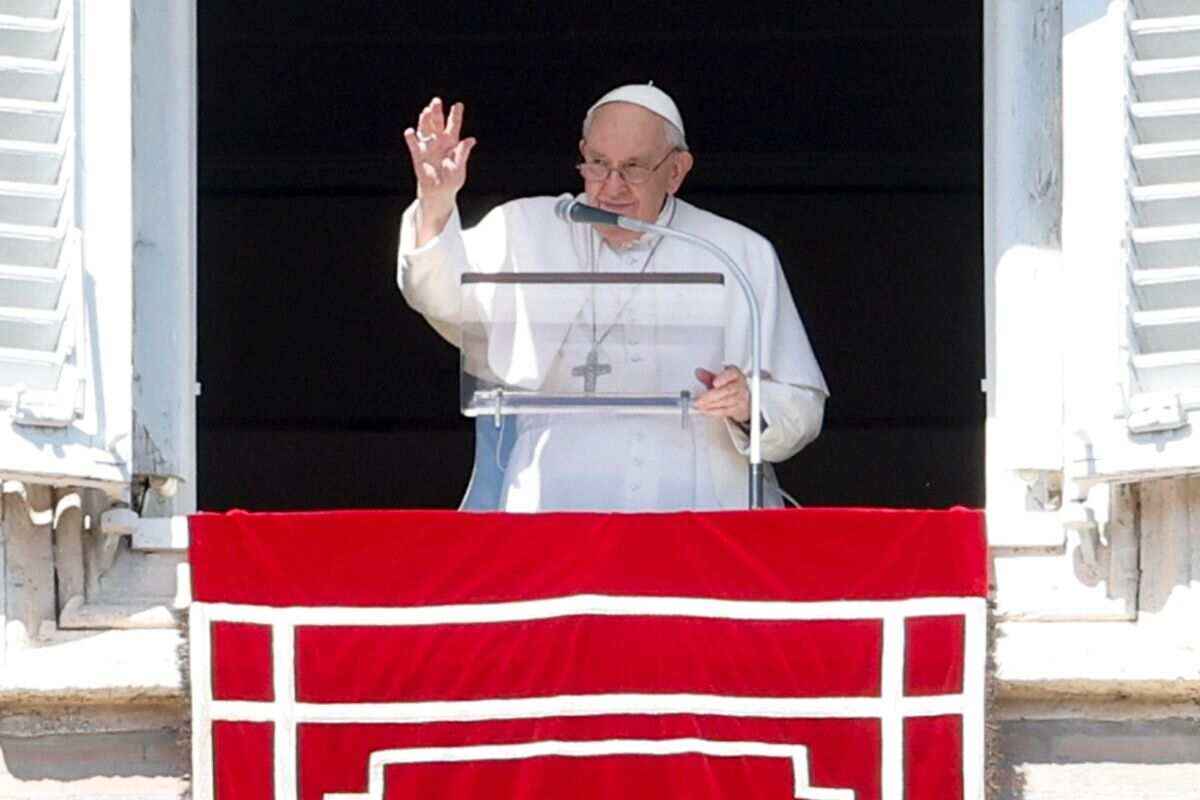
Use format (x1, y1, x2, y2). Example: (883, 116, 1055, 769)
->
(197, 3, 984, 510)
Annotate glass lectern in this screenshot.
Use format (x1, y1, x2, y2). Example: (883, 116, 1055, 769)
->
(460, 272, 726, 422)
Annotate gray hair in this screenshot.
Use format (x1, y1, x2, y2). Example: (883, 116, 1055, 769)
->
(581, 108, 689, 152)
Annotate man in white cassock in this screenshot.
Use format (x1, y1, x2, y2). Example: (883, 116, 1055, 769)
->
(397, 83, 828, 511)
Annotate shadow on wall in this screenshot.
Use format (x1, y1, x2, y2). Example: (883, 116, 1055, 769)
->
(0, 716, 187, 782)
(994, 718, 1200, 800)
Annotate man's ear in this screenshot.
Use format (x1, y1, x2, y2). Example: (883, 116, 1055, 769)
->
(578, 139, 588, 159)
(668, 151, 694, 194)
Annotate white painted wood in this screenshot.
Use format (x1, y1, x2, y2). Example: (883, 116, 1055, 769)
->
(0, 96, 65, 142)
(0, 0, 136, 490)
(0, 7, 63, 60)
(1130, 97, 1200, 142)
(130, 0, 197, 510)
(1136, 1, 1200, 19)
(0, 495, 8, 668)
(1132, 181, 1200, 226)
(1131, 55, 1200, 101)
(1051, 0, 1200, 481)
(0, 178, 64, 226)
(0, 0, 72, 419)
(73, 0, 133, 469)
(0, 0, 58, 19)
(984, 0, 1068, 552)
(1114, 0, 1200, 455)
(1060, 0, 1137, 455)
(1130, 13, 1200, 59)
(0, 139, 62, 183)
(1133, 304, 1200, 352)
(0, 54, 63, 102)
(1132, 143, 1200, 185)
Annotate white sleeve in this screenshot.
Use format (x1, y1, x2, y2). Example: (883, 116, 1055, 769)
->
(396, 200, 510, 347)
(724, 381, 826, 463)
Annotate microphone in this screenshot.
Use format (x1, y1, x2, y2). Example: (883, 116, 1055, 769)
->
(554, 197, 630, 228)
(555, 193, 768, 507)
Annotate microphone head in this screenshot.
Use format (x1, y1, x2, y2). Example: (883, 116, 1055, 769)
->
(554, 196, 578, 223)
(556, 199, 623, 227)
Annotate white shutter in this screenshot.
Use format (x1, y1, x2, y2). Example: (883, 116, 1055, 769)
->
(0, 0, 81, 427)
(1057, 0, 1200, 484)
(0, 0, 133, 492)
(1127, 2, 1200, 426)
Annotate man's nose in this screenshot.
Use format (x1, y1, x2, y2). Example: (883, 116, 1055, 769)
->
(599, 169, 630, 195)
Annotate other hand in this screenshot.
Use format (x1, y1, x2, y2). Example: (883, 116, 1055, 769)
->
(694, 366, 751, 423)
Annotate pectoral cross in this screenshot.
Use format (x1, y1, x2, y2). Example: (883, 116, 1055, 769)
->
(571, 347, 611, 394)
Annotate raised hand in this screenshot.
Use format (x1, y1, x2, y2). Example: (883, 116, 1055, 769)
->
(403, 98, 477, 243)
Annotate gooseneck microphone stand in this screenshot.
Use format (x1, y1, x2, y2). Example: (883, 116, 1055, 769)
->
(556, 197, 765, 509)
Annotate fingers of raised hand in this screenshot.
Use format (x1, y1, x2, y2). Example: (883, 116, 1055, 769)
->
(694, 367, 717, 389)
(416, 98, 463, 146)
(403, 127, 423, 160)
(442, 137, 475, 170)
(445, 101, 464, 139)
(417, 98, 442, 139)
(405, 124, 438, 168)
(404, 128, 439, 187)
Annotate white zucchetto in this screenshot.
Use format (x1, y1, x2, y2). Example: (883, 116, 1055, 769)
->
(587, 82, 686, 141)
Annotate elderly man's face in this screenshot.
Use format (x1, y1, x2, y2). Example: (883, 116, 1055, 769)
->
(579, 102, 693, 247)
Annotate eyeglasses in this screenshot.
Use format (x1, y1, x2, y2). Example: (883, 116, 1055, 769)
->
(576, 149, 678, 185)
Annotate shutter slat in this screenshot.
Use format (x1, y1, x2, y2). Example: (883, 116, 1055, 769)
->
(1131, 223, 1200, 268)
(1132, 182, 1200, 225)
(0, 2, 57, 20)
(1131, 98, 1200, 142)
(0, 0, 74, 425)
(1132, 141, 1200, 183)
(1132, 57, 1200, 101)
(0, 13, 61, 61)
(1133, 306, 1200, 353)
(0, 55, 60, 102)
(1126, 4, 1200, 417)
(1131, 15, 1200, 60)
(1133, 266, 1200, 309)
(1136, 1, 1200, 18)
(0, 178, 61, 225)
(0, 140, 62, 183)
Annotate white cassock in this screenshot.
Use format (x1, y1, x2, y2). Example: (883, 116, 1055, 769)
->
(397, 193, 829, 511)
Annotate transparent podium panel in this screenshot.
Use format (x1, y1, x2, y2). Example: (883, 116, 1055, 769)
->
(460, 272, 726, 418)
